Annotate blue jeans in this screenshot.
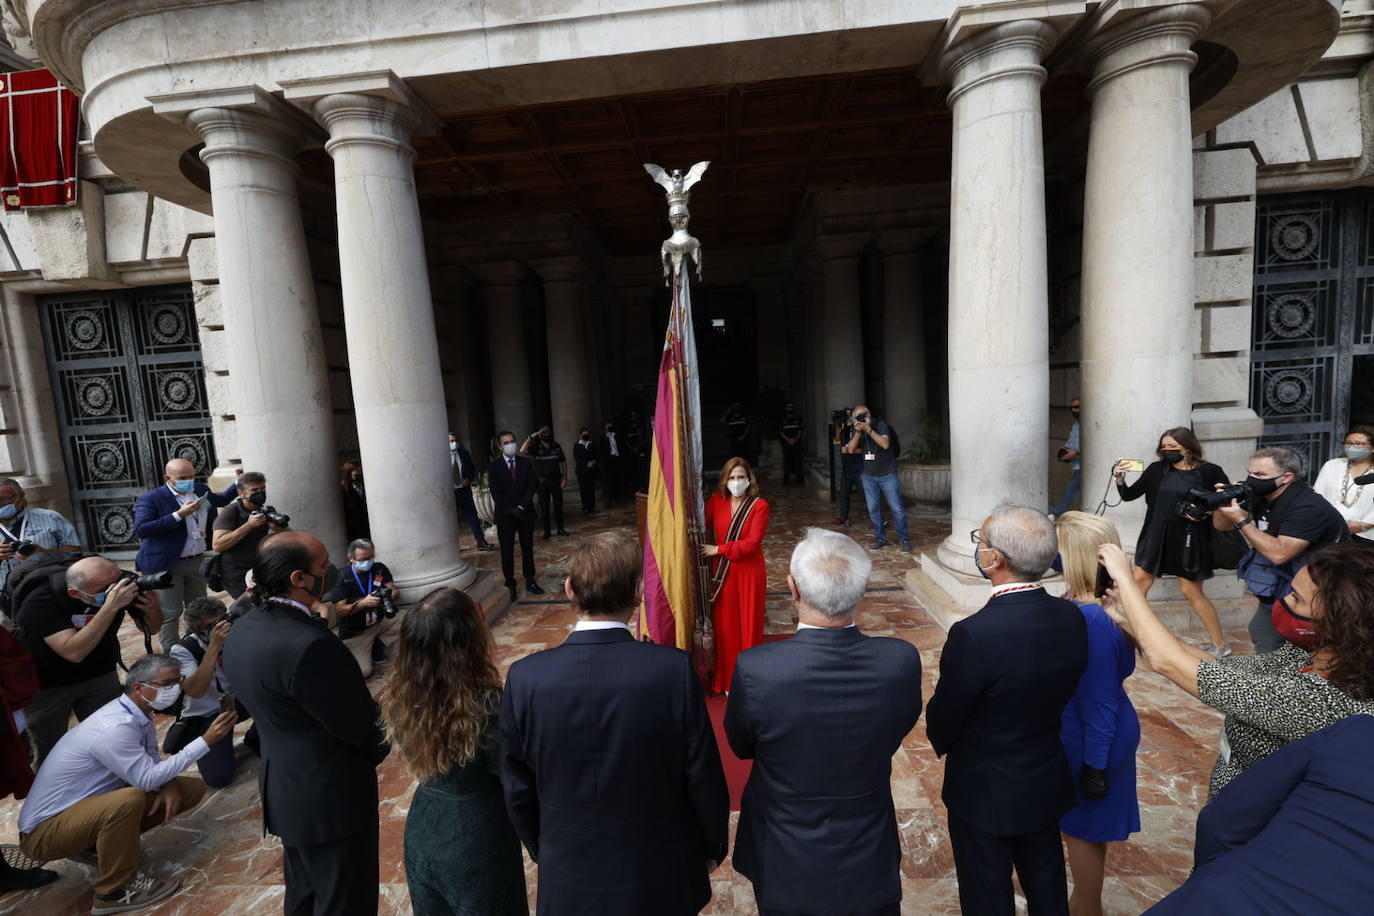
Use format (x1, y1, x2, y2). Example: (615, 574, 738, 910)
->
(1050, 468, 1081, 517)
(861, 472, 909, 544)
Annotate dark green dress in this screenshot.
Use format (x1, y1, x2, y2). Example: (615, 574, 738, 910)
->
(403, 713, 528, 916)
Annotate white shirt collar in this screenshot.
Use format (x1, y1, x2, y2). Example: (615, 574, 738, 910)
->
(989, 582, 1044, 598)
(574, 620, 631, 632)
(267, 596, 316, 618)
(797, 621, 856, 631)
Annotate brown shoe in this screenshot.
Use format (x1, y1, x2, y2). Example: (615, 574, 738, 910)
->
(91, 872, 182, 914)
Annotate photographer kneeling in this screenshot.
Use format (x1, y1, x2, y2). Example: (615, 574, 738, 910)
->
(164, 597, 257, 788)
(210, 471, 286, 599)
(12, 556, 165, 765)
(325, 539, 401, 678)
(1211, 448, 1347, 652)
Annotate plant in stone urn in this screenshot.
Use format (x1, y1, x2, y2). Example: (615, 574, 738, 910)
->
(472, 472, 497, 531)
(898, 415, 952, 506)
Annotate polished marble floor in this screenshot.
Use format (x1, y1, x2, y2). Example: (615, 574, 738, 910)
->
(1, 477, 1246, 915)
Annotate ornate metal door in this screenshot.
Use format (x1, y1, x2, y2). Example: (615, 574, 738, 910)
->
(41, 286, 215, 555)
(1251, 192, 1374, 476)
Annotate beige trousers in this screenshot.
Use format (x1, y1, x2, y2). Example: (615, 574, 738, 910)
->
(341, 610, 401, 678)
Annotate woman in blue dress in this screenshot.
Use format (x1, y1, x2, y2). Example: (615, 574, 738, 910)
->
(1055, 512, 1142, 916)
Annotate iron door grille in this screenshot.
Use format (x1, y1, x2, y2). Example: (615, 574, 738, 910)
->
(40, 286, 215, 556)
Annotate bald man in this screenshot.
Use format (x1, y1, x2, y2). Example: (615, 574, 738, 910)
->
(14, 556, 165, 764)
(132, 458, 237, 651)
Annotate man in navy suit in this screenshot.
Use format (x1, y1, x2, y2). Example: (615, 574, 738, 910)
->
(500, 531, 729, 916)
(448, 432, 493, 552)
(927, 505, 1088, 916)
(726, 527, 923, 916)
(132, 458, 236, 650)
(487, 430, 542, 603)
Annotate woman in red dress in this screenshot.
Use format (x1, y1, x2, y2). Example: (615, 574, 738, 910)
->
(701, 457, 771, 694)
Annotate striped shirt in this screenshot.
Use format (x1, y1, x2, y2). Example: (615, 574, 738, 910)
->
(0, 507, 81, 592)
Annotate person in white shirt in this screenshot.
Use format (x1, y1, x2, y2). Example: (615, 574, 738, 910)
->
(1312, 426, 1374, 545)
(18, 654, 236, 915)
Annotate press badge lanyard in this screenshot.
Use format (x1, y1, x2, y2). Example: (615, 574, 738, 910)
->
(0, 514, 28, 542)
(352, 568, 378, 625)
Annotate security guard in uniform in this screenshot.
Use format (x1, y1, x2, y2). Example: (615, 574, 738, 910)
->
(522, 427, 569, 539)
(778, 403, 804, 486)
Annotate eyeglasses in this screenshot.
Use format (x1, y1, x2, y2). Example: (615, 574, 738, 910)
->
(969, 529, 997, 553)
(144, 676, 183, 689)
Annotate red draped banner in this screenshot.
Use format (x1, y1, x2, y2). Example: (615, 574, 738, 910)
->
(0, 69, 80, 211)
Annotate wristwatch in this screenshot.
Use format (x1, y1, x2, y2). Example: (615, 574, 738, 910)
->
(1235, 518, 1253, 529)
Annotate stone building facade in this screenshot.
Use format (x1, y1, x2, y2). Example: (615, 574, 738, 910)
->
(0, 0, 1365, 613)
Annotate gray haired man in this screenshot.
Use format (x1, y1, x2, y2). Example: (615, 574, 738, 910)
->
(18, 654, 236, 914)
(725, 528, 923, 916)
(323, 538, 401, 677)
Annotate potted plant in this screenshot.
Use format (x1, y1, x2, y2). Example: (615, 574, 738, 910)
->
(898, 415, 951, 506)
(472, 472, 497, 530)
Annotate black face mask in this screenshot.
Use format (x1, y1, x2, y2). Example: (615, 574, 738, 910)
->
(1246, 475, 1285, 498)
(1161, 450, 1185, 465)
(246, 491, 267, 507)
(541, 435, 552, 442)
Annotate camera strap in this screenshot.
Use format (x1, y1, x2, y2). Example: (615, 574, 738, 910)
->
(0, 514, 29, 542)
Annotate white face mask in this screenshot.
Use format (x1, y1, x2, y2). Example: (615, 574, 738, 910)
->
(502, 442, 518, 458)
(146, 683, 182, 711)
(449, 441, 458, 452)
(727, 479, 749, 498)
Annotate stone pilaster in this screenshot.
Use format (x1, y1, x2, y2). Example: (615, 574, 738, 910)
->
(815, 234, 870, 419)
(473, 260, 533, 438)
(877, 228, 931, 446)
(532, 257, 592, 453)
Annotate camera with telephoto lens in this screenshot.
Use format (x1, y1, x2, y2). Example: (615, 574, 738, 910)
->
(120, 569, 175, 592)
(256, 506, 290, 528)
(3, 538, 38, 558)
(1176, 481, 1254, 523)
(369, 586, 397, 619)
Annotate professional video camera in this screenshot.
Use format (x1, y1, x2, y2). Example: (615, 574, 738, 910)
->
(1176, 481, 1254, 523)
(256, 506, 290, 528)
(370, 585, 398, 619)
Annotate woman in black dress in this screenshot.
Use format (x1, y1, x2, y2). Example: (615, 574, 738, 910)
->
(339, 458, 370, 541)
(1114, 427, 1230, 656)
(378, 588, 527, 916)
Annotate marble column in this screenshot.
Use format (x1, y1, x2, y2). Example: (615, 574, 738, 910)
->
(533, 257, 592, 451)
(936, 22, 1056, 575)
(817, 234, 869, 420)
(1079, 6, 1211, 533)
(878, 228, 930, 445)
(283, 75, 471, 597)
(619, 285, 656, 396)
(151, 88, 345, 554)
(474, 261, 533, 438)
(751, 276, 789, 392)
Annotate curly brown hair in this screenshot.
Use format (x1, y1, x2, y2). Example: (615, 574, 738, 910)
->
(377, 587, 501, 782)
(1306, 545, 1374, 700)
(339, 459, 362, 490)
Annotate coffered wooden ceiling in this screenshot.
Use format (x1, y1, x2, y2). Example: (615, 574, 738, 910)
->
(340, 66, 1089, 256)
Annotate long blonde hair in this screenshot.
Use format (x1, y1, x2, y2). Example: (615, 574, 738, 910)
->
(377, 588, 501, 782)
(1055, 511, 1122, 602)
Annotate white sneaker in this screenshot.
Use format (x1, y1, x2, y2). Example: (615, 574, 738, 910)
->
(91, 872, 182, 914)
(1201, 642, 1233, 658)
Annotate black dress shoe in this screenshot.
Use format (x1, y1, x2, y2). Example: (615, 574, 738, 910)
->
(543, 532, 552, 540)
(507, 584, 518, 603)
(0, 866, 59, 893)
(557, 529, 569, 536)
(477, 542, 495, 552)
(525, 582, 545, 595)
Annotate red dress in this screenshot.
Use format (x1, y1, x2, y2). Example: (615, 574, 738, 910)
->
(705, 493, 771, 694)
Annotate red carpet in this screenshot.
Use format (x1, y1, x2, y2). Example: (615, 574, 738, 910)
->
(707, 633, 791, 811)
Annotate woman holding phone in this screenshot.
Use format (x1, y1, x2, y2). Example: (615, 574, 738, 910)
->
(1114, 427, 1231, 656)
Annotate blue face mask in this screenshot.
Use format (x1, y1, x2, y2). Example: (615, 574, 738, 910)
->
(79, 589, 107, 609)
(974, 547, 992, 580)
(171, 479, 195, 494)
(0, 504, 16, 520)
(352, 559, 374, 572)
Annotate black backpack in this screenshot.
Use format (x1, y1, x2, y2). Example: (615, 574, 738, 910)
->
(160, 632, 209, 753)
(0, 550, 97, 626)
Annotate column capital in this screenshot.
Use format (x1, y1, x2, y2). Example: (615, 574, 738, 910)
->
(1081, 3, 1212, 93)
(876, 227, 935, 257)
(150, 85, 320, 168)
(814, 233, 870, 262)
(940, 20, 1058, 105)
(530, 256, 584, 285)
(471, 260, 526, 288)
(281, 70, 440, 149)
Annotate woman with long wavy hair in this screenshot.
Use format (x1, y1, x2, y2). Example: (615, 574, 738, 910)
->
(378, 588, 526, 915)
(1098, 542, 1374, 799)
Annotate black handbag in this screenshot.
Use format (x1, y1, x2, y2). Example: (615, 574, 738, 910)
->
(200, 553, 224, 592)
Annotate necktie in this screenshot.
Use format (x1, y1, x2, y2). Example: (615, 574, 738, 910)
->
(508, 459, 517, 480)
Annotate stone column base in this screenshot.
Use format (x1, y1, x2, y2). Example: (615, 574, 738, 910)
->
(459, 568, 517, 628)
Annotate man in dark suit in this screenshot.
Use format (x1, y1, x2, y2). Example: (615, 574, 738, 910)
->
(222, 531, 390, 916)
(488, 430, 543, 604)
(500, 531, 728, 916)
(132, 458, 236, 650)
(448, 433, 493, 552)
(726, 527, 923, 916)
(573, 427, 599, 514)
(598, 421, 624, 505)
(927, 505, 1088, 916)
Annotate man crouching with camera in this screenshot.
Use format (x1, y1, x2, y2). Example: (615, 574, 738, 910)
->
(13, 556, 165, 766)
(325, 539, 401, 679)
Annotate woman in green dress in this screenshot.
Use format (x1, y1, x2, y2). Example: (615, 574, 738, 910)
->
(379, 587, 527, 916)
